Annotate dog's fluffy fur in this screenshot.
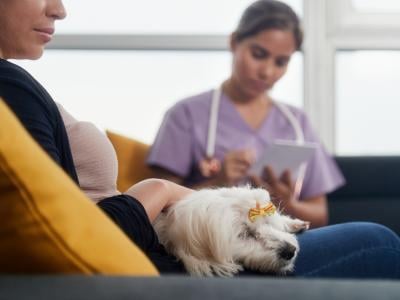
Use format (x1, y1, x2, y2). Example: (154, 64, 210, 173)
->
(154, 186, 309, 277)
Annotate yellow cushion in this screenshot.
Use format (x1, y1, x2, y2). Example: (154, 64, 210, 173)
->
(0, 99, 159, 275)
(106, 131, 155, 192)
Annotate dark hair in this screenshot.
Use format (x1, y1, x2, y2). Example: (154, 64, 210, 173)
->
(234, 0, 303, 50)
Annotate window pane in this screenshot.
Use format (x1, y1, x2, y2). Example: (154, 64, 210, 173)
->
(58, 0, 302, 34)
(352, 0, 400, 13)
(336, 51, 400, 155)
(15, 50, 302, 144)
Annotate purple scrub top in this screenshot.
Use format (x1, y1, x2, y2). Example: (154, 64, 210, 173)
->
(147, 90, 345, 199)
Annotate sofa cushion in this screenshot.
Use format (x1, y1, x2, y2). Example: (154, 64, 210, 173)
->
(330, 156, 400, 198)
(0, 99, 158, 275)
(328, 156, 400, 234)
(106, 131, 155, 191)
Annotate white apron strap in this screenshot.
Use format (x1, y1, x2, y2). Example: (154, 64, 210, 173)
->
(274, 101, 307, 200)
(206, 87, 221, 158)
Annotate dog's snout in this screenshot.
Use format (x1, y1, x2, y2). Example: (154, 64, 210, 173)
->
(278, 242, 297, 260)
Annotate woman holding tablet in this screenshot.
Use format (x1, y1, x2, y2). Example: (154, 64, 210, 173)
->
(147, 0, 344, 228)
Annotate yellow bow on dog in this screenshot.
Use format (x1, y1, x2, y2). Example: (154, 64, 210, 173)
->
(248, 202, 276, 222)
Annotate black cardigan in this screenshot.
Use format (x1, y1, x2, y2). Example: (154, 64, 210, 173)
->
(0, 58, 79, 184)
(0, 59, 186, 273)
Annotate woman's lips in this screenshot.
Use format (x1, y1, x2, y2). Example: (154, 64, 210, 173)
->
(34, 28, 54, 43)
(250, 80, 271, 91)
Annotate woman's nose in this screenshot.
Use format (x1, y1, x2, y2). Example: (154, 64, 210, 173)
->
(259, 59, 275, 80)
(47, 0, 67, 20)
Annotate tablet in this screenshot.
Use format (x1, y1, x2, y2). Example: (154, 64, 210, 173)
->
(249, 140, 317, 177)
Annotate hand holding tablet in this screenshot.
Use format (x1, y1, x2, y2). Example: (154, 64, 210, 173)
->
(249, 140, 317, 178)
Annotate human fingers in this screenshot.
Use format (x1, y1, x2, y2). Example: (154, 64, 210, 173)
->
(262, 166, 279, 186)
(198, 158, 221, 177)
(218, 161, 237, 185)
(224, 153, 252, 172)
(229, 149, 256, 166)
(280, 169, 294, 189)
(248, 174, 271, 190)
(209, 158, 221, 175)
(242, 149, 256, 164)
(225, 162, 249, 178)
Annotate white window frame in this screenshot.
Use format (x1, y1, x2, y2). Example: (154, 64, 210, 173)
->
(46, 0, 400, 152)
(303, 0, 400, 152)
(50, 34, 229, 51)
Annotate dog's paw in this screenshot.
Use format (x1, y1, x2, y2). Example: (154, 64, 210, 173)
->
(185, 260, 214, 277)
(286, 219, 310, 233)
(212, 262, 243, 277)
(181, 254, 242, 277)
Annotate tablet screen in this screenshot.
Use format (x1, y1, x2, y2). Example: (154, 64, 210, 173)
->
(249, 140, 317, 177)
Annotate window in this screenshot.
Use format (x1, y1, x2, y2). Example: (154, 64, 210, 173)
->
(58, 0, 303, 34)
(17, 50, 302, 144)
(351, 0, 400, 13)
(336, 51, 400, 155)
(304, 0, 400, 153)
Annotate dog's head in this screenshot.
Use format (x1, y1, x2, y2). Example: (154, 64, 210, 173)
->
(224, 186, 300, 274)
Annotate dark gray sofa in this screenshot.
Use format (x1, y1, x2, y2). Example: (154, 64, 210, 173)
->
(2, 156, 400, 299)
(328, 156, 400, 234)
(1, 276, 400, 300)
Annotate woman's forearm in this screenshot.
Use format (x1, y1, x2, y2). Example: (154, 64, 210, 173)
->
(285, 195, 328, 228)
(124, 179, 193, 223)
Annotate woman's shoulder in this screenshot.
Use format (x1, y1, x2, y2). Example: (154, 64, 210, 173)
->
(0, 59, 49, 99)
(0, 59, 36, 86)
(172, 89, 214, 112)
(163, 90, 214, 126)
(0, 59, 59, 118)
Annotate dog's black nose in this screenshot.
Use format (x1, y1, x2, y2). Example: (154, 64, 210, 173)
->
(278, 243, 297, 260)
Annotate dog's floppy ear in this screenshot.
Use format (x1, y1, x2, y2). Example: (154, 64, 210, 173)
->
(196, 204, 237, 263)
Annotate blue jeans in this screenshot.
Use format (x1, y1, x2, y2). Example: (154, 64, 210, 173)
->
(294, 222, 400, 279)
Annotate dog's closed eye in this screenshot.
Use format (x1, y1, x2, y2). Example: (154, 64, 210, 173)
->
(238, 224, 260, 240)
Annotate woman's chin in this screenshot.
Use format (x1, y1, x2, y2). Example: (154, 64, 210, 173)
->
(28, 49, 44, 60)
(14, 47, 45, 60)
(31, 54, 44, 60)
(243, 87, 268, 99)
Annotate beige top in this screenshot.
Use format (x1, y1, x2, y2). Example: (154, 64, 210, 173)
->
(57, 103, 121, 202)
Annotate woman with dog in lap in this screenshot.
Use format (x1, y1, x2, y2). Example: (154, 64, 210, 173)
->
(1, 0, 400, 278)
(148, 0, 344, 229)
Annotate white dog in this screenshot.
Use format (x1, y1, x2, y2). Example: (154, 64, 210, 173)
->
(154, 186, 309, 277)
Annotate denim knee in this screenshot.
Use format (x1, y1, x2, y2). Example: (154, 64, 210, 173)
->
(294, 222, 400, 278)
(350, 222, 400, 249)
